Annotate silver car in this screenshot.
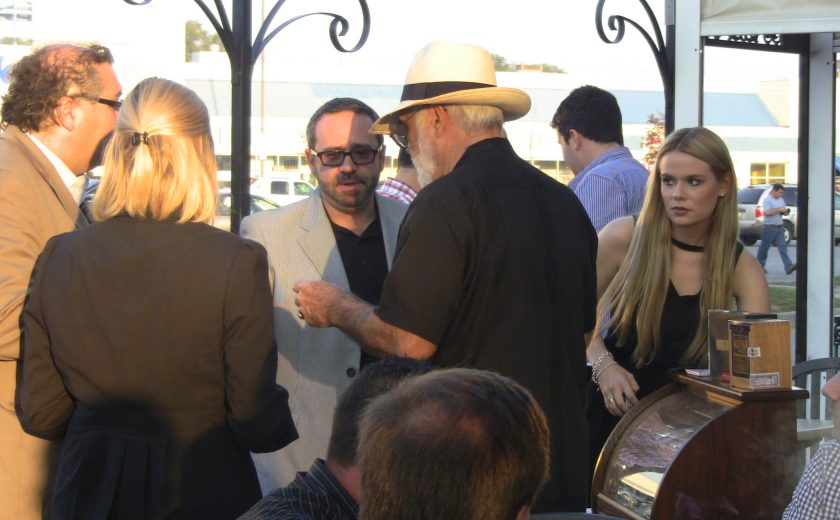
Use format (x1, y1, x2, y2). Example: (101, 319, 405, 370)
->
(737, 184, 797, 244)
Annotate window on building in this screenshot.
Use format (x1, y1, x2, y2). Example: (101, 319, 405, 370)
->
(278, 156, 299, 172)
(750, 162, 786, 185)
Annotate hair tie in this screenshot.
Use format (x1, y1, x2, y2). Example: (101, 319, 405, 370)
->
(131, 132, 149, 146)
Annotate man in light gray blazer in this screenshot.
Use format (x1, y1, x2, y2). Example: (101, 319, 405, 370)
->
(241, 98, 407, 493)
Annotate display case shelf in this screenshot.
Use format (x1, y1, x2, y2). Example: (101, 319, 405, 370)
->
(592, 374, 807, 519)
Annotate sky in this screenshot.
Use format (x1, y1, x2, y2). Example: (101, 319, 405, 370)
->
(173, 0, 796, 91)
(0, 0, 800, 94)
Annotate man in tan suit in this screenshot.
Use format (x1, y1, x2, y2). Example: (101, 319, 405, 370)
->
(0, 43, 121, 519)
(241, 98, 407, 494)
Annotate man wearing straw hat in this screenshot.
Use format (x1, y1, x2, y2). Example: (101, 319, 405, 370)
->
(294, 41, 596, 513)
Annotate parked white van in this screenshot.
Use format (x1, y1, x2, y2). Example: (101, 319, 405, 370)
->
(251, 174, 316, 207)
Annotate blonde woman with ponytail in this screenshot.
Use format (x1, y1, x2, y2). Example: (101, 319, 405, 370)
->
(585, 126, 769, 473)
(18, 78, 297, 518)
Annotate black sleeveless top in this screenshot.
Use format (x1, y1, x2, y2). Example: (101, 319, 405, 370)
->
(585, 241, 744, 479)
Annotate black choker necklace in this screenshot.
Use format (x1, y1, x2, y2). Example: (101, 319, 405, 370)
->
(671, 237, 704, 252)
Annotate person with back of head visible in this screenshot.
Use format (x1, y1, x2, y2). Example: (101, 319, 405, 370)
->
(784, 372, 840, 519)
(550, 85, 649, 232)
(241, 97, 407, 493)
(376, 147, 420, 205)
(239, 357, 432, 520)
(16, 77, 297, 519)
(293, 41, 597, 512)
(358, 368, 550, 520)
(0, 42, 121, 519)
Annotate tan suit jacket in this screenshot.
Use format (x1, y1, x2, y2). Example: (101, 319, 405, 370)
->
(241, 190, 406, 493)
(0, 124, 85, 519)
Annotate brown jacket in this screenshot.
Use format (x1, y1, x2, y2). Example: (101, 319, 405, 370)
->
(0, 123, 85, 519)
(0, 124, 86, 361)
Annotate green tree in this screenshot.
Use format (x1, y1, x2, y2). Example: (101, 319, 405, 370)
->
(0, 37, 33, 45)
(492, 53, 517, 72)
(540, 63, 566, 74)
(185, 20, 222, 61)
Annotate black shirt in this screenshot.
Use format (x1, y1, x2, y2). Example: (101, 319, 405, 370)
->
(377, 138, 597, 512)
(330, 214, 388, 368)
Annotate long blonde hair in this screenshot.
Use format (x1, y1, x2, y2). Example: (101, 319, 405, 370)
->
(93, 77, 217, 223)
(597, 127, 739, 367)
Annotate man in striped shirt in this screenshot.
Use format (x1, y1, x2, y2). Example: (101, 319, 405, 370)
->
(376, 148, 420, 205)
(551, 85, 649, 232)
(239, 358, 430, 520)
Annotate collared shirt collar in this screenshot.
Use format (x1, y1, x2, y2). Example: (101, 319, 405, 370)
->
(26, 132, 84, 203)
(568, 146, 632, 191)
(308, 458, 359, 516)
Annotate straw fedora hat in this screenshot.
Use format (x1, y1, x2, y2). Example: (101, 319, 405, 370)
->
(370, 41, 531, 134)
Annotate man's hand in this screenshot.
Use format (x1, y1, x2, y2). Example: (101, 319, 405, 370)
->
(292, 280, 349, 328)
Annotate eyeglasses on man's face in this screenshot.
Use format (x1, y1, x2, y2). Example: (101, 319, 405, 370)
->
(70, 93, 122, 110)
(389, 110, 420, 150)
(311, 146, 382, 167)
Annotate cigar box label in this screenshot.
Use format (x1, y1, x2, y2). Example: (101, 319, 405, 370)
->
(747, 347, 761, 357)
(730, 323, 751, 377)
(716, 339, 729, 352)
(750, 372, 780, 388)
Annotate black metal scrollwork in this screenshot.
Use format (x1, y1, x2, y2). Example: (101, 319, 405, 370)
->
(706, 34, 784, 47)
(596, 0, 667, 75)
(595, 0, 673, 133)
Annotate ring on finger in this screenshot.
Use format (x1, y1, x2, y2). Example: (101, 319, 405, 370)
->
(608, 396, 615, 404)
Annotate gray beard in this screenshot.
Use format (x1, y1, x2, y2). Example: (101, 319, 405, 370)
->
(416, 166, 435, 188)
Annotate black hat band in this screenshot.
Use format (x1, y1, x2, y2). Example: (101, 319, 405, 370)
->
(400, 81, 495, 102)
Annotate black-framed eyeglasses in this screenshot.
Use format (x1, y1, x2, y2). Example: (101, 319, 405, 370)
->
(70, 94, 122, 110)
(390, 110, 419, 150)
(311, 146, 382, 167)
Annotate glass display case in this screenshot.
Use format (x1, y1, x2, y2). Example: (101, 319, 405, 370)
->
(592, 374, 807, 519)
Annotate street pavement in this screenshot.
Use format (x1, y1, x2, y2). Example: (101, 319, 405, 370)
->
(745, 240, 840, 357)
(744, 241, 840, 283)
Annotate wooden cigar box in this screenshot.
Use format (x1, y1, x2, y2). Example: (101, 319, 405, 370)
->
(707, 310, 777, 382)
(729, 319, 791, 390)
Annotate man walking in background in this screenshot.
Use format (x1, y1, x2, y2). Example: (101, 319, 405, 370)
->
(0, 43, 121, 519)
(551, 85, 648, 231)
(756, 183, 796, 274)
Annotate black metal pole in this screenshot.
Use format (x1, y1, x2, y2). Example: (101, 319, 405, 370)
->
(664, 5, 675, 134)
(230, 0, 252, 234)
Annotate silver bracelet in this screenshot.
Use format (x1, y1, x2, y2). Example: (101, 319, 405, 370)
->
(590, 351, 613, 384)
(594, 361, 619, 385)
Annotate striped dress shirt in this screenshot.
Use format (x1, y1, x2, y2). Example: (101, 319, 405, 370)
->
(567, 146, 649, 232)
(238, 459, 358, 520)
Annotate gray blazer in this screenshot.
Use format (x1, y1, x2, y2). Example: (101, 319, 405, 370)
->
(241, 190, 407, 493)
